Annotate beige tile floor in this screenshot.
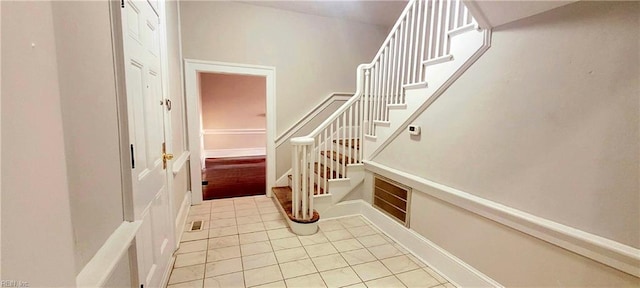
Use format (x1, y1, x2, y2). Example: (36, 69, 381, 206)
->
(167, 195, 456, 288)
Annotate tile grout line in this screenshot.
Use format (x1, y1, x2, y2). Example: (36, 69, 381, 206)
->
(204, 206, 211, 283)
(174, 199, 450, 288)
(238, 199, 247, 287)
(355, 218, 448, 288)
(333, 220, 368, 287)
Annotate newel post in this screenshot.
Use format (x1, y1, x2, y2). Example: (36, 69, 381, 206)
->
(290, 137, 315, 221)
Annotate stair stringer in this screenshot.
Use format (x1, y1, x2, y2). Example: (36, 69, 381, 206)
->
(313, 194, 332, 215)
(364, 27, 492, 159)
(327, 163, 364, 204)
(313, 163, 365, 213)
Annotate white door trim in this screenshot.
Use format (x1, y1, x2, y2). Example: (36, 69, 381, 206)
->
(184, 59, 276, 204)
(157, 0, 177, 262)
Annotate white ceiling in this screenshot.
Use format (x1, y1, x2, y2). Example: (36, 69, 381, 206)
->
(240, 0, 581, 31)
(239, 0, 409, 28)
(465, 0, 579, 28)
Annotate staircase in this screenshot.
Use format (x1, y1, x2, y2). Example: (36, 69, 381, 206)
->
(272, 0, 491, 235)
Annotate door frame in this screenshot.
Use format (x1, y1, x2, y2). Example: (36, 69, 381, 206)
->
(157, 0, 178, 253)
(184, 59, 276, 203)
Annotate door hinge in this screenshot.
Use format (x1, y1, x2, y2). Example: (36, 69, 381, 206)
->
(165, 99, 172, 111)
(120, 0, 125, 8)
(130, 144, 135, 169)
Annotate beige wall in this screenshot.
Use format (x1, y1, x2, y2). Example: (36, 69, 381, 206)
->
(410, 189, 639, 286)
(1, 0, 188, 283)
(179, 0, 387, 173)
(51, 1, 125, 273)
(200, 73, 266, 150)
(1, 1, 77, 285)
(180, 1, 386, 135)
(375, 0, 639, 249)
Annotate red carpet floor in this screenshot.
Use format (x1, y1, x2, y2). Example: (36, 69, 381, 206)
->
(202, 156, 266, 200)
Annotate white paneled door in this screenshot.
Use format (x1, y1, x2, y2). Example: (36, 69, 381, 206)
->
(121, 1, 174, 287)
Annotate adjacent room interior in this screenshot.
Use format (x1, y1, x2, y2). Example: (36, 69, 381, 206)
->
(199, 72, 267, 200)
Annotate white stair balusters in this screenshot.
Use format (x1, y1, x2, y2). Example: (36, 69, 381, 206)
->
(288, 0, 480, 222)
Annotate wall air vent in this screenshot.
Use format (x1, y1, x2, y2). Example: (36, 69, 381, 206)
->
(373, 175, 411, 227)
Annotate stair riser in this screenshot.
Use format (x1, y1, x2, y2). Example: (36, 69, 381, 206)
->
(315, 127, 359, 150)
(330, 143, 359, 160)
(288, 162, 351, 195)
(320, 157, 347, 173)
(313, 173, 336, 189)
(318, 155, 358, 174)
(314, 143, 357, 155)
(316, 164, 365, 206)
(288, 174, 330, 195)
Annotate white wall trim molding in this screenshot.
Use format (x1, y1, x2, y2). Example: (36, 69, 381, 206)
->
(364, 160, 640, 277)
(76, 221, 142, 287)
(175, 191, 192, 246)
(184, 59, 277, 202)
(275, 92, 353, 146)
(160, 255, 176, 287)
(204, 147, 266, 159)
(318, 200, 500, 287)
(203, 128, 266, 135)
(157, 0, 180, 266)
(160, 257, 175, 288)
(172, 151, 190, 175)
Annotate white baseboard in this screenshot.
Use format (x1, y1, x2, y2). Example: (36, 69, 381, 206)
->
(204, 147, 266, 158)
(360, 202, 502, 287)
(276, 169, 292, 187)
(202, 128, 266, 135)
(319, 199, 499, 287)
(175, 191, 192, 245)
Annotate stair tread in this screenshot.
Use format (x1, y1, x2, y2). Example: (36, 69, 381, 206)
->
(272, 186, 320, 223)
(320, 150, 356, 165)
(333, 139, 360, 150)
(287, 175, 325, 195)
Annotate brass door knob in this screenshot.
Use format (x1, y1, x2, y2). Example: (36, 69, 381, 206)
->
(163, 153, 174, 161)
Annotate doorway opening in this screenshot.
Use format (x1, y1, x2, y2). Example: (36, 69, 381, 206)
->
(199, 72, 266, 200)
(184, 60, 276, 204)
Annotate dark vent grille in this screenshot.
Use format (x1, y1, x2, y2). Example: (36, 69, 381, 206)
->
(373, 175, 410, 226)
